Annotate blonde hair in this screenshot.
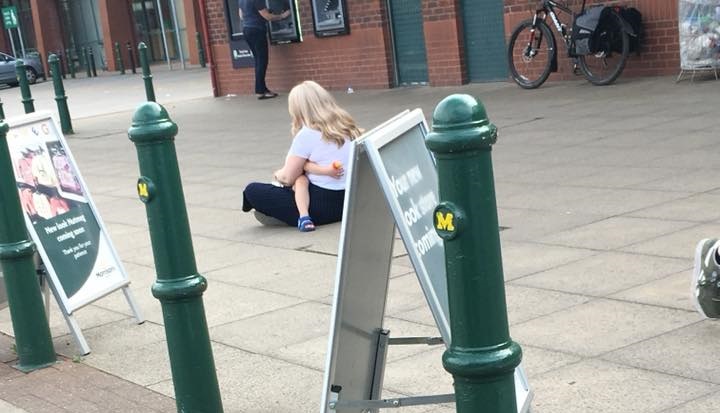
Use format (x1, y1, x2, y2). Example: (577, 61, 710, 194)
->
(288, 81, 362, 147)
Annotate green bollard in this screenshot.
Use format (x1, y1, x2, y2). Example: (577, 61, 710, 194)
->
(127, 42, 137, 74)
(16, 60, 34, 114)
(67, 49, 76, 79)
(138, 43, 156, 102)
(49, 54, 73, 134)
(128, 102, 223, 413)
(89, 49, 97, 77)
(195, 32, 206, 68)
(83, 48, 91, 78)
(114, 42, 125, 74)
(426, 94, 522, 413)
(0, 99, 5, 121)
(0, 122, 57, 372)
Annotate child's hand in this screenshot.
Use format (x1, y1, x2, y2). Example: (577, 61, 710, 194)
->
(330, 161, 344, 179)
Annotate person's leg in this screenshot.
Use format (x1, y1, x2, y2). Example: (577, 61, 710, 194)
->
(242, 182, 299, 226)
(252, 32, 270, 94)
(293, 175, 311, 218)
(307, 183, 345, 225)
(692, 238, 720, 318)
(243, 28, 268, 95)
(292, 175, 314, 231)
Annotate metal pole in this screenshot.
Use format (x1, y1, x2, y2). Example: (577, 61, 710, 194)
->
(168, 0, 185, 69)
(16, 27, 25, 58)
(138, 43, 156, 102)
(155, 0, 172, 70)
(16, 60, 34, 113)
(7, 29, 16, 58)
(49, 54, 73, 134)
(0, 122, 56, 372)
(426, 94, 522, 413)
(128, 102, 224, 413)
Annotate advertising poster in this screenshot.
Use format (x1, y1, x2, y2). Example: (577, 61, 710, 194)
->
(6, 114, 128, 312)
(225, 0, 256, 68)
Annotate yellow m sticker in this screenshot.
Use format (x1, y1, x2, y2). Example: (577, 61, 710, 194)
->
(137, 182, 149, 198)
(435, 211, 455, 231)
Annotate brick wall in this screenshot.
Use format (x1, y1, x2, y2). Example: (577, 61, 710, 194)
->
(98, 0, 137, 72)
(504, 0, 679, 80)
(205, 0, 681, 95)
(30, 0, 65, 75)
(422, 0, 466, 85)
(208, 0, 394, 95)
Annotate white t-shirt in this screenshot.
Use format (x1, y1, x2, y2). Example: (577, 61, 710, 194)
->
(288, 126, 351, 190)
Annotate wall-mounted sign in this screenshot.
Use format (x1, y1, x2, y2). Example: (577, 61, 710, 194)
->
(311, 0, 349, 37)
(224, 0, 255, 68)
(267, 0, 302, 44)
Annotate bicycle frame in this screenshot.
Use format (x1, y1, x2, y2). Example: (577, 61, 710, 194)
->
(532, 0, 578, 47)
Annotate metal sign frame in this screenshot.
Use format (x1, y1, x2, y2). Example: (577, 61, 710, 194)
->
(321, 110, 532, 412)
(5, 112, 143, 355)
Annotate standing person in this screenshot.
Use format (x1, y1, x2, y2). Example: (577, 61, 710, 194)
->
(239, 0, 290, 100)
(242, 80, 363, 229)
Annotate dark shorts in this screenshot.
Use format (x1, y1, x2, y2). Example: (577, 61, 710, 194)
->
(242, 181, 345, 226)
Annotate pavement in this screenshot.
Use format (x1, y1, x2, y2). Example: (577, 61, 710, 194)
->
(0, 66, 719, 412)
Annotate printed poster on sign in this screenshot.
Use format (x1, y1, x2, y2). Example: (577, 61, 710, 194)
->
(6, 114, 128, 313)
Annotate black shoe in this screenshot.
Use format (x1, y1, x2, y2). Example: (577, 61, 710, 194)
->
(258, 92, 278, 100)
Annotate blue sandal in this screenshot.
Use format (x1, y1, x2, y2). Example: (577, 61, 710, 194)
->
(298, 216, 316, 232)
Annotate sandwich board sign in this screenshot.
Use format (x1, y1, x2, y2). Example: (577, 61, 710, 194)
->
(4, 112, 143, 355)
(321, 109, 532, 412)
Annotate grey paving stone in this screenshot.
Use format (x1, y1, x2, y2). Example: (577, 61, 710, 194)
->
(602, 321, 720, 384)
(539, 216, 695, 251)
(663, 391, 720, 413)
(210, 301, 331, 354)
(625, 193, 720, 223)
(500, 241, 598, 280)
(505, 285, 590, 325)
(622, 222, 720, 259)
(610, 270, 694, 311)
(513, 251, 690, 296)
(498, 208, 606, 242)
(529, 359, 717, 413)
(511, 299, 698, 357)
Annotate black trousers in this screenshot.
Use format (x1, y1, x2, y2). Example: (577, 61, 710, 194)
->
(243, 26, 269, 94)
(242, 182, 345, 226)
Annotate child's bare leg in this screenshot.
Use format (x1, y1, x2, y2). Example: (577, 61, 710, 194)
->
(293, 174, 311, 218)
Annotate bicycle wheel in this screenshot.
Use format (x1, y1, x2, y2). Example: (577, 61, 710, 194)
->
(578, 10, 629, 86)
(508, 19, 556, 89)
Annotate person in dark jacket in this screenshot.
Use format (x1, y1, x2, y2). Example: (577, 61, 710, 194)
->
(238, 0, 290, 99)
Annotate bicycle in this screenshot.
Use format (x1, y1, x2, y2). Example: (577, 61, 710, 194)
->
(508, 0, 630, 89)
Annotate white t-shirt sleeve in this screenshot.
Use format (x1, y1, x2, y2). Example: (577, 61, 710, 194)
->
(288, 127, 320, 159)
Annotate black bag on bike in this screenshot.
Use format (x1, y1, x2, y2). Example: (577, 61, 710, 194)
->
(570, 6, 607, 57)
(618, 6, 642, 54)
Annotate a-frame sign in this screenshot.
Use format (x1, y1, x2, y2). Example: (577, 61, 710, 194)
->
(321, 109, 532, 412)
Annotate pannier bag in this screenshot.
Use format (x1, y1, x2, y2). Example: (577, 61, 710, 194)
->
(619, 7, 643, 54)
(571, 6, 607, 56)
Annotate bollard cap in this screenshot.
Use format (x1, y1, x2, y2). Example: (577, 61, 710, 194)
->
(138, 42, 147, 50)
(48, 54, 58, 63)
(128, 102, 178, 144)
(425, 94, 497, 154)
(15, 59, 24, 68)
(0, 121, 8, 140)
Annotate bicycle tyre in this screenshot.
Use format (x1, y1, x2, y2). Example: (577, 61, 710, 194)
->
(508, 19, 556, 89)
(578, 10, 629, 86)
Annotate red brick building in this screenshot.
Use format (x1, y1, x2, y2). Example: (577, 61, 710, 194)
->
(204, 0, 680, 96)
(0, 0, 204, 77)
(6, 0, 680, 95)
